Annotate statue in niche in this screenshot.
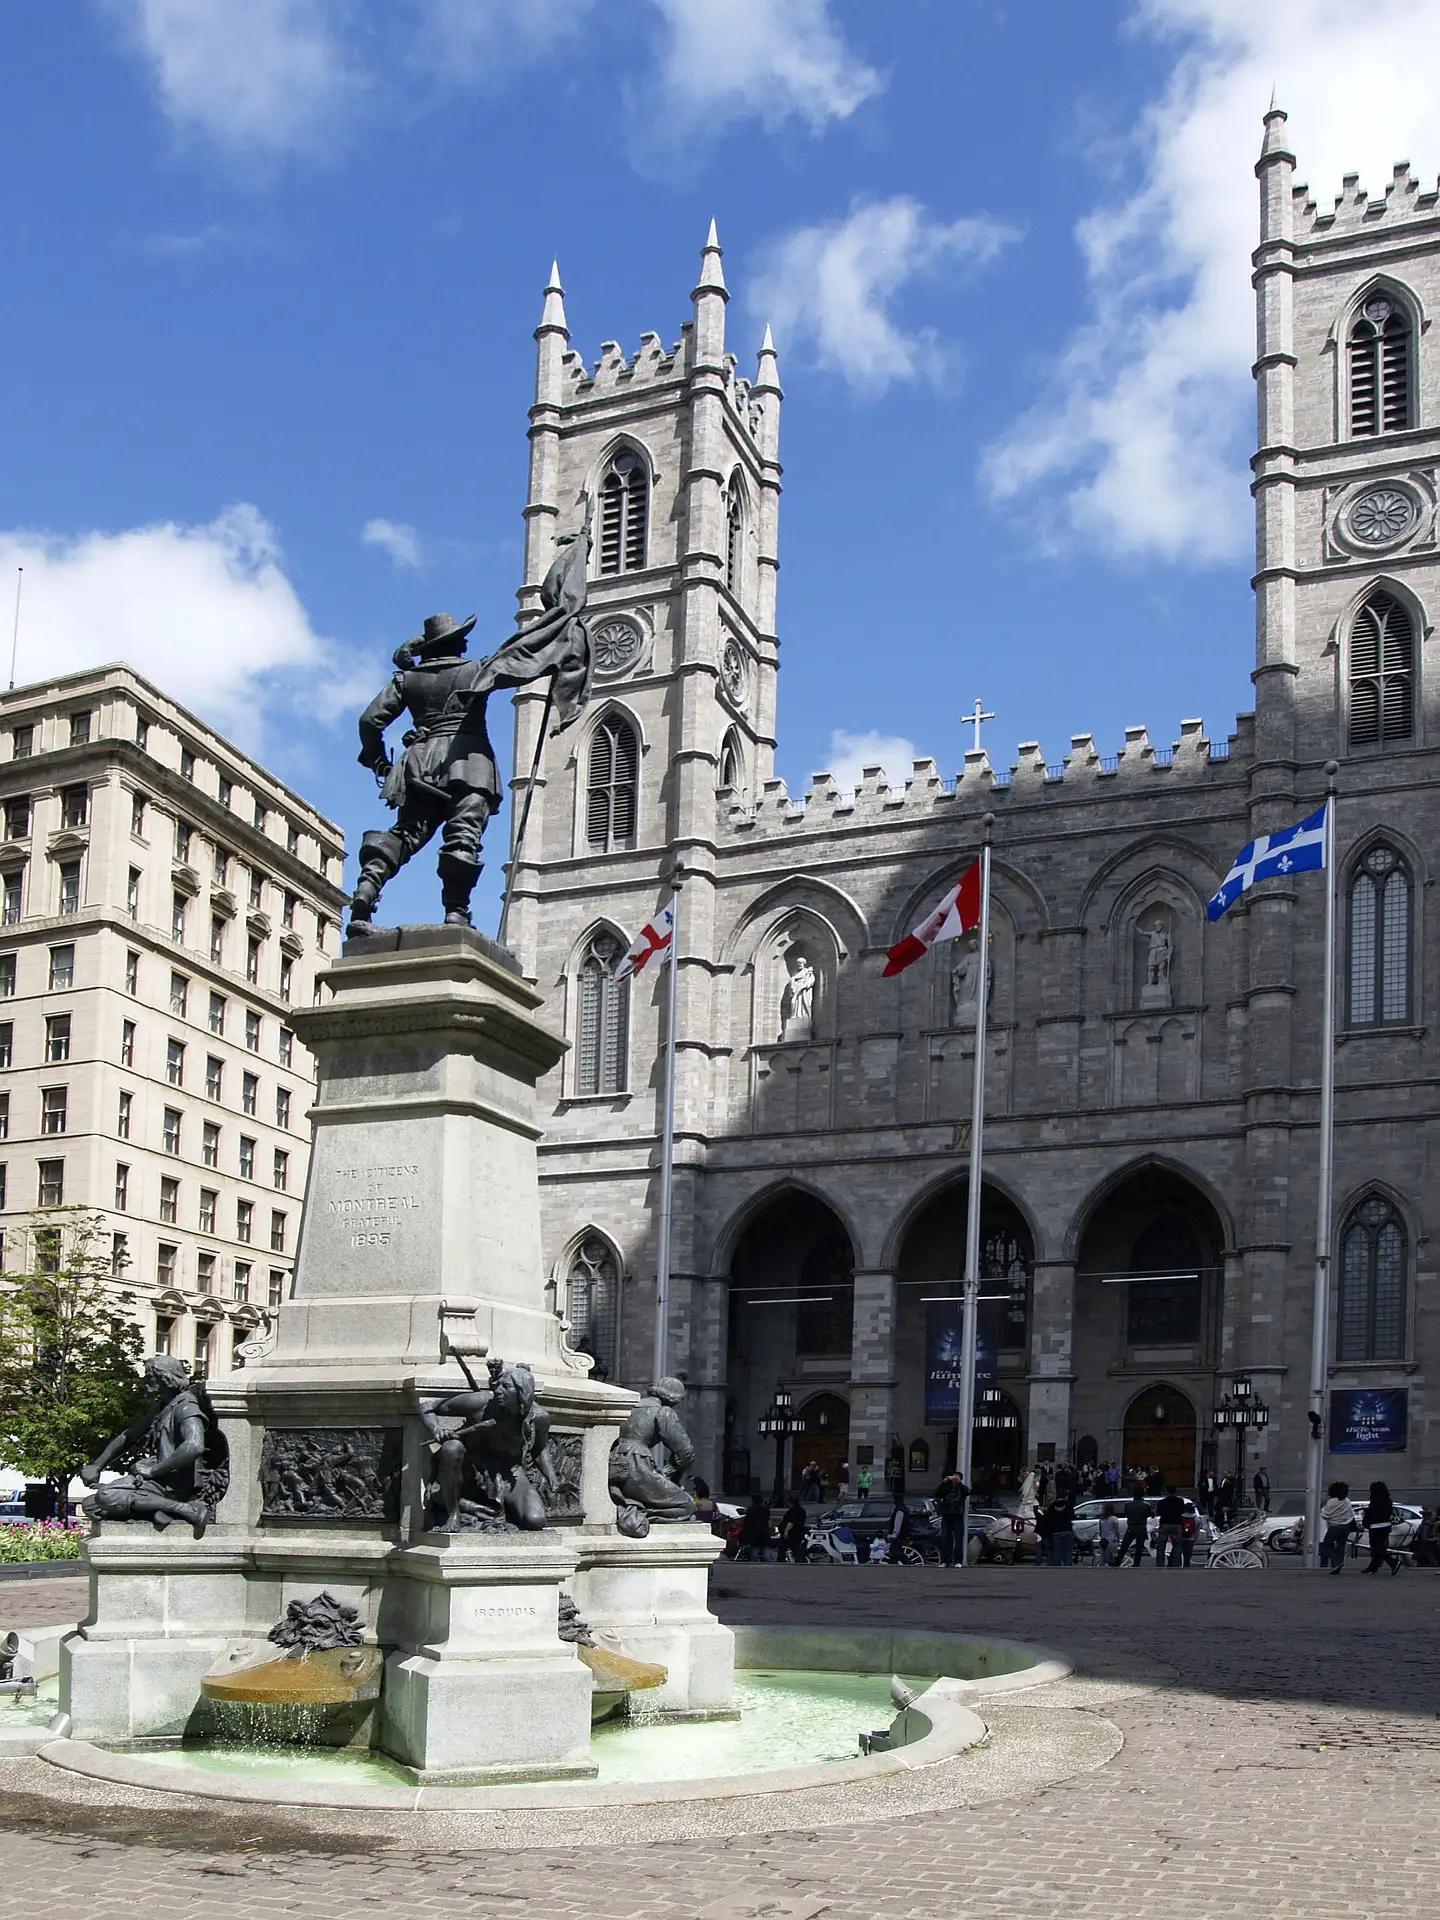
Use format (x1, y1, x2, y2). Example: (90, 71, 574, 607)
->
(419, 1355, 558, 1532)
(608, 1377, 697, 1538)
(79, 1355, 228, 1535)
(1138, 920, 1174, 1009)
(950, 934, 993, 1030)
(779, 951, 816, 1042)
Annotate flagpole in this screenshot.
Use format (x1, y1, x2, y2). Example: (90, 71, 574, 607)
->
(954, 814, 995, 1560)
(1303, 763, 1340, 1570)
(652, 880, 680, 1383)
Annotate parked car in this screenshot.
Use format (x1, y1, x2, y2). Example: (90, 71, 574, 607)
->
(812, 1497, 943, 1561)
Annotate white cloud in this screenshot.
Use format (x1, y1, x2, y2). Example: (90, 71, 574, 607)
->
(751, 198, 1018, 393)
(983, 0, 1440, 564)
(0, 504, 367, 748)
(644, 0, 880, 136)
(108, 0, 363, 160)
(822, 729, 919, 796)
(362, 518, 424, 569)
(415, 0, 587, 81)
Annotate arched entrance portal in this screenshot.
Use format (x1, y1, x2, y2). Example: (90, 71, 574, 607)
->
(970, 1387, 1024, 1492)
(796, 1393, 850, 1500)
(1122, 1383, 1197, 1489)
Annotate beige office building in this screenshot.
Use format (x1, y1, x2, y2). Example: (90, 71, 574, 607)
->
(0, 664, 347, 1373)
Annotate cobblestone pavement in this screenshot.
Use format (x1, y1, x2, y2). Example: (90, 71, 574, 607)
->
(1, 1561, 1437, 1917)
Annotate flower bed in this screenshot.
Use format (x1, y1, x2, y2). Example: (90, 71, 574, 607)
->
(0, 1520, 86, 1563)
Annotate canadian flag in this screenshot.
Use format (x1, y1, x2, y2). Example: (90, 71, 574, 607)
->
(883, 858, 982, 976)
(613, 901, 675, 979)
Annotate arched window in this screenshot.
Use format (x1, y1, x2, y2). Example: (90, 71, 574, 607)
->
(1348, 843, 1411, 1027)
(718, 728, 742, 793)
(586, 714, 638, 852)
(598, 447, 648, 575)
(724, 473, 744, 595)
(1338, 1194, 1406, 1360)
(576, 932, 628, 1096)
(1349, 591, 1414, 748)
(566, 1236, 619, 1378)
(1349, 294, 1413, 437)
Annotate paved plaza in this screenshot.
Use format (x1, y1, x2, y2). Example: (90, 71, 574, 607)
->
(0, 1560, 1433, 1918)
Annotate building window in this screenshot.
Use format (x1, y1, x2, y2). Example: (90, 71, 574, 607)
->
(180, 748, 196, 782)
(725, 473, 744, 594)
(69, 710, 92, 747)
(242, 1072, 258, 1116)
(157, 1243, 178, 1287)
(199, 1188, 217, 1235)
(254, 801, 268, 833)
(40, 1087, 67, 1135)
(268, 1269, 285, 1308)
(174, 820, 191, 862)
(248, 868, 264, 910)
(576, 932, 629, 1096)
(316, 917, 329, 955)
(1348, 845, 1411, 1028)
(2, 869, 20, 925)
(202, 1120, 220, 1168)
(205, 1055, 223, 1101)
(4, 796, 30, 839)
(278, 1025, 294, 1067)
(237, 1199, 253, 1244)
(117, 1091, 132, 1140)
(120, 1018, 136, 1067)
(169, 971, 188, 1018)
(208, 991, 226, 1035)
(58, 861, 80, 914)
(1, 953, 18, 998)
(155, 1314, 175, 1356)
(60, 785, 88, 829)
(235, 1263, 252, 1303)
(211, 915, 225, 965)
(34, 1228, 60, 1272)
(1349, 591, 1415, 749)
(131, 793, 146, 836)
(1338, 1194, 1406, 1360)
(598, 447, 648, 575)
(245, 1010, 261, 1052)
(273, 1148, 289, 1192)
(48, 944, 74, 990)
(218, 777, 233, 810)
(12, 724, 33, 759)
(172, 892, 187, 943)
(1349, 294, 1412, 437)
(213, 847, 231, 888)
(239, 1135, 255, 1180)
(163, 1107, 182, 1155)
(270, 1210, 287, 1253)
(718, 730, 741, 792)
(126, 867, 140, 918)
(282, 891, 297, 929)
(286, 823, 299, 856)
(114, 1162, 130, 1209)
(0, 1174, 6, 1217)
(0, 1021, 10, 1068)
(37, 1159, 64, 1207)
(565, 1238, 619, 1379)
(0, 1092, 8, 1138)
(160, 1176, 179, 1224)
(585, 715, 639, 852)
(196, 1251, 216, 1291)
(135, 717, 149, 751)
(246, 936, 261, 984)
(275, 1087, 291, 1129)
(111, 1231, 129, 1275)
(278, 955, 293, 1002)
(44, 1014, 70, 1062)
(166, 1037, 185, 1086)
(125, 949, 139, 995)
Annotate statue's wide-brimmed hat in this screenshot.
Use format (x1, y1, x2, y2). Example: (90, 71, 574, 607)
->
(412, 610, 477, 656)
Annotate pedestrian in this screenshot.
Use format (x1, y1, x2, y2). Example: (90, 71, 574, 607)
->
(838, 1460, 851, 1500)
(1119, 1485, 1150, 1566)
(1253, 1465, 1271, 1513)
(1319, 1480, 1355, 1572)
(934, 1469, 970, 1568)
(1154, 1484, 1186, 1568)
(884, 1492, 911, 1565)
(799, 1459, 822, 1502)
(856, 1461, 873, 1498)
(691, 1476, 717, 1528)
(1362, 1480, 1402, 1575)
(1036, 1463, 1051, 1508)
(1179, 1509, 1198, 1568)
(1046, 1495, 1076, 1567)
(739, 1491, 772, 1562)
(1218, 1472, 1238, 1529)
(779, 1495, 809, 1563)
(1096, 1507, 1123, 1568)
(1033, 1499, 1055, 1567)
(1412, 1508, 1440, 1568)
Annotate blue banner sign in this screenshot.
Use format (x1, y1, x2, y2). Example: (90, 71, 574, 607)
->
(924, 1298, 999, 1424)
(1329, 1388, 1408, 1454)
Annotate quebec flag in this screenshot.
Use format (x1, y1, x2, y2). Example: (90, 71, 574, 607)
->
(1206, 803, 1327, 921)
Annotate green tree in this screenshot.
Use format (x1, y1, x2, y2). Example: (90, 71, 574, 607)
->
(0, 1210, 149, 1513)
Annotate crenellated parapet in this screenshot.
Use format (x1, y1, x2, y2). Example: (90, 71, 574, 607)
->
(1293, 161, 1440, 238)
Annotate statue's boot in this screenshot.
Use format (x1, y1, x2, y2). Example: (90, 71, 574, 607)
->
(348, 830, 403, 936)
(437, 850, 481, 929)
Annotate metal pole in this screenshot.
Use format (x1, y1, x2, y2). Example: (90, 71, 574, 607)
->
(1303, 767, 1339, 1570)
(496, 676, 555, 950)
(954, 819, 995, 1526)
(652, 883, 680, 1383)
(8, 568, 21, 690)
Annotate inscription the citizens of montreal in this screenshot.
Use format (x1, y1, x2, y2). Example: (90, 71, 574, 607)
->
(330, 1166, 422, 1225)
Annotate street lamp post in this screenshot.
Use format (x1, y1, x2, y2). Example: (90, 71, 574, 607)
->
(757, 1386, 802, 1506)
(1211, 1374, 1270, 1506)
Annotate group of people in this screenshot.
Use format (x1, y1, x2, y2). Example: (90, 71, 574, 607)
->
(1318, 1480, 1405, 1573)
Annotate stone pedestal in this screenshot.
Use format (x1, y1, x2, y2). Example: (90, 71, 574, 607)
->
(572, 1525, 734, 1719)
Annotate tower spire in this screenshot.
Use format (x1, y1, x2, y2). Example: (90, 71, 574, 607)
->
(538, 259, 568, 338)
(754, 322, 780, 395)
(693, 218, 727, 298)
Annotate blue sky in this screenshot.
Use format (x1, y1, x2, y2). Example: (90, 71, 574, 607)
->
(4, 3, 1439, 930)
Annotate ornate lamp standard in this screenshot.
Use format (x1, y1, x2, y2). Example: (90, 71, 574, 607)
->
(1212, 1374, 1270, 1501)
(757, 1385, 803, 1506)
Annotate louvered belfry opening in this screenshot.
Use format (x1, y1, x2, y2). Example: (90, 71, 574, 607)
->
(598, 447, 648, 575)
(1349, 295, 1412, 437)
(1348, 843, 1411, 1028)
(586, 714, 639, 852)
(1349, 590, 1414, 748)
(577, 934, 628, 1097)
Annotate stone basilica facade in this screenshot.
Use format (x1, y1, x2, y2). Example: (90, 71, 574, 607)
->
(507, 118, 1440, 1499)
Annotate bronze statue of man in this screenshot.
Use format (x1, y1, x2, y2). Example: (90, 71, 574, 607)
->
(350, 511, 593, 934)
(79, 1355, 218, 1534)
(419, 1357, 556, 1532)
